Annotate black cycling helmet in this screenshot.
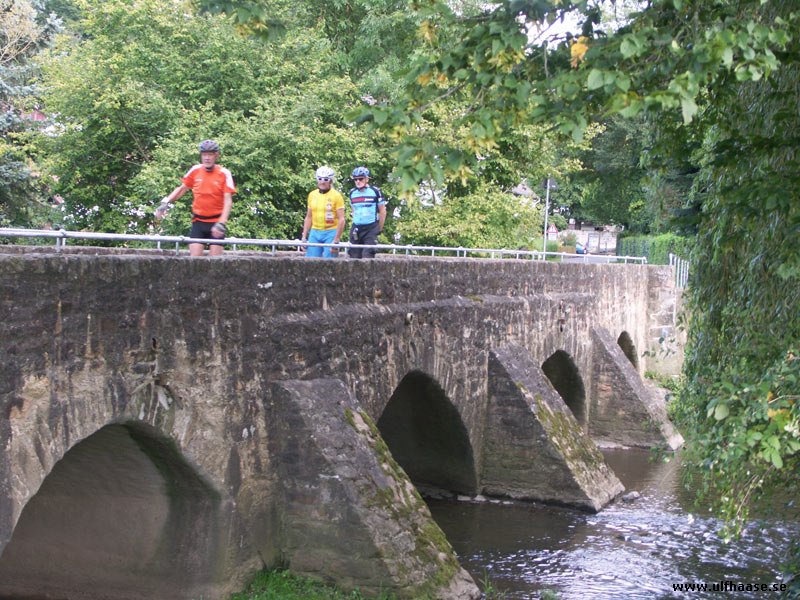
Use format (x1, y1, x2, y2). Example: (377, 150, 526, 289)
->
(198, 139, 220, 153)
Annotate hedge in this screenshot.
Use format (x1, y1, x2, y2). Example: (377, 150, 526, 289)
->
(616, 233, 691, 265)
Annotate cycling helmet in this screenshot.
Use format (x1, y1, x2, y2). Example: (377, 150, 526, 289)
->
(198, 139, 219, 153)
(315, 166, 335, 180)
(351, 166, 370, 178)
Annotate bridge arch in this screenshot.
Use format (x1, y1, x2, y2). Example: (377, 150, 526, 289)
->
(377, 370, 477, 495)
(541, 350, 588, 427)
(0, 422, 220, 599)
(617, 330, 640, 371)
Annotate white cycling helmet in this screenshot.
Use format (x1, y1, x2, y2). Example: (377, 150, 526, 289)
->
(315, 166, 335, 180)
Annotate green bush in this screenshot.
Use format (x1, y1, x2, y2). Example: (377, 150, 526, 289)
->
(545, 239, 561, 261)
(616, 233, 690, 264)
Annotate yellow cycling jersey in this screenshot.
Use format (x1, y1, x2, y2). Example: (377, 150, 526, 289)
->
(307, 188, 345, 231)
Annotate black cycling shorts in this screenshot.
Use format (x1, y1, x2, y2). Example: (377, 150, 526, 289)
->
(189, 220, 224, 241)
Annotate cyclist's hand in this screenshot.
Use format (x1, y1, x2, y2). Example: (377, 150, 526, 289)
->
(211, 222, 226, 238)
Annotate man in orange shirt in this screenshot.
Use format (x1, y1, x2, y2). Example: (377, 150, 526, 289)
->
(156, 140, 236, 256)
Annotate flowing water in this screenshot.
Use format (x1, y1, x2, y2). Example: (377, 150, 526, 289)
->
(427, 449, 799, 600)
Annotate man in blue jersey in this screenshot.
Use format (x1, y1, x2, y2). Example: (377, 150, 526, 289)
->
(347, 166, 386, 259)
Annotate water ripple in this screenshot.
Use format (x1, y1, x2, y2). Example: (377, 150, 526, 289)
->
(429, 449, 799, 600)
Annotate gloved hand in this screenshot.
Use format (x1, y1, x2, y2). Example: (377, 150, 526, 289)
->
(211, 222, 227, 238)
(154, 197, 171, 219)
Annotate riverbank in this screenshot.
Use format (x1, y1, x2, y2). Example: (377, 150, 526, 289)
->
(230, 569, 508, 600)
(230, 570, 395, 599)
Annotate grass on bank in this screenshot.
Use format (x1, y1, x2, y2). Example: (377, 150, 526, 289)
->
(229, 570, 393, 599)
(229, 569, 515, 600)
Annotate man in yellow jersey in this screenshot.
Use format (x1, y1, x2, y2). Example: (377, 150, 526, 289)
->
(300, 166, 345, 258)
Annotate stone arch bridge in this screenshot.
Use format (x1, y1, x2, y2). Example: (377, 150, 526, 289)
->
(0, 249, 682, 600)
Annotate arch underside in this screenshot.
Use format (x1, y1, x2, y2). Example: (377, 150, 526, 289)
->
(617, 331, 640, 371)
(377, 370, 477, 495)
(541, 350, 588, 427)
(0, 423, 220, 600)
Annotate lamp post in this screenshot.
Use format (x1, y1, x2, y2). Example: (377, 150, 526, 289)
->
(542, 178, 558, 254)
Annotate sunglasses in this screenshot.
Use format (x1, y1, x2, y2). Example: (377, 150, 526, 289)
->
(317, 177, 332, 182)
(353, 177, 366, 181)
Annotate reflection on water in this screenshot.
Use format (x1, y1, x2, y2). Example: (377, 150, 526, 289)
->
(428, 449, 799, 599)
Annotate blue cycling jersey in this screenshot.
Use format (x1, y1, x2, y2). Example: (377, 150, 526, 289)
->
(349, 185, 386, 226)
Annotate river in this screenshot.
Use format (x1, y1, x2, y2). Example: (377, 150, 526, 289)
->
(427, 449, 799, 599)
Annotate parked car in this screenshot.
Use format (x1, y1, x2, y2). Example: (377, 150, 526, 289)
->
(576, 242, 588, 255)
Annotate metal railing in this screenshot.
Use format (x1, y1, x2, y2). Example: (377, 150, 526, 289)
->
(0, 228, 648, 264)
(669, 252, 690, 288)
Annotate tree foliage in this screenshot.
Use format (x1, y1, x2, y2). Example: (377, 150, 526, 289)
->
(0, 0, 59, 226)
(357, 0, 796, 195)
(396, 183, 543, 250)
(197, 0, 428, 101)
(675, 0, 800, 532)
(34, 0, 399, 238)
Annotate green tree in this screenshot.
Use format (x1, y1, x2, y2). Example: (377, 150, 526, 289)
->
(198, 0, 432, 101)
(356, 0, 793, 193)
(568, 115, 695, 232)
(34, 0, 397, 238)
(675, 0, 800, 534)
(0, 0, 58, 226)
(569, 116, 646, 227)
(396, 182, 543, 250)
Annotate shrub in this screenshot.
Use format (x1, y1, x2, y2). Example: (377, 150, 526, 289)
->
(616, 233, 690, 264)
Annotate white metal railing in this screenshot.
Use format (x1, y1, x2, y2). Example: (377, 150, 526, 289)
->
(669, 252, 690, 288)
(0, 228, 648, 263)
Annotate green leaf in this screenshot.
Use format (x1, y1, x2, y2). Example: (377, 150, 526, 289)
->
(373, 110, 388, 126)
(587, 69, 605, 90)
(445, 149, 462, 172)
(400, 170, 418, 192)
(722, 47, 734, 67)
(681, 96, 698, 124)
(620, 38, 637, 59)
(571, 124, 584, 144)
(619, 101, 642, 118)
(714, 403, 730, 420)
